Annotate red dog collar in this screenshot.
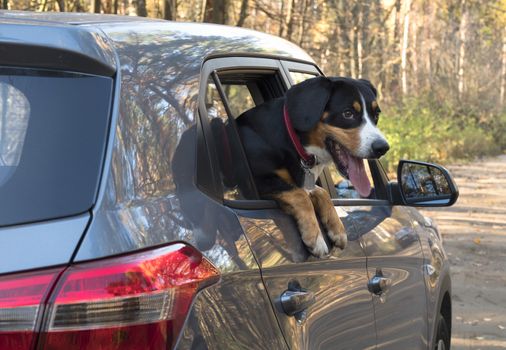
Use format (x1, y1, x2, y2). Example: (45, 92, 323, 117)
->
(283, 104, 316, 168)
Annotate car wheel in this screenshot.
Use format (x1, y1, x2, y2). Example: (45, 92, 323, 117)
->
(434, 313, 450, 350)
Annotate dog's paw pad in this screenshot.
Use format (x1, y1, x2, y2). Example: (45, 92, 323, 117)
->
(310, 234, 329, 257)
(328, 230, 347, 250)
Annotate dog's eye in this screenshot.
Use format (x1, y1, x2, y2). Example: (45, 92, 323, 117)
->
(342, 110, 354, 119)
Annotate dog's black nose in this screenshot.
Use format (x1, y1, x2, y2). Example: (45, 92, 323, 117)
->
(371, 139, 390, 158)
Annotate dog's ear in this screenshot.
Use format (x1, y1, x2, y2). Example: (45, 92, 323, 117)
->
(285, 76, 332, 132)
(358, 79, 377, 97)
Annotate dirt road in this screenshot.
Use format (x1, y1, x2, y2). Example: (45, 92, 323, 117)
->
(421, 155, 506, 349)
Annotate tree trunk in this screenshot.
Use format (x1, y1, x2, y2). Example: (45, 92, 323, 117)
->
(136, 0, 147, 16)
(376, 0, 386, 90)
(285, 0, 296, 40)
(391, 0, 402, 93)
(298, 0, 309, 47)
(355, 4, 363, 78)
(500, 30, 506, 107)
(93, 0, 100, 13)
(2, 0, 8, 9)
(360, 1, 370, 79)
(236, 0, 248, 27)
(278, 0, 286, 37)
(56, 0, 65, 11)
(457, 0, 468, 101)
(412, 14, 418, 91)
(163, 0, 177, 20)
(422, 0, 433, 90)
(204, 0, 227, 24)
(199, 0, 206, 21)
(337, 0, 351, 76)
(350, 3, 360, 78)
(401, 0, 412, 95)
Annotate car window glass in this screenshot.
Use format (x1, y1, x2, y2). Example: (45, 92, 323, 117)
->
(290, 71, 317, 84)
(206, 80, 249, 200)
(204, 70, 286, 201)
(327, 161, 377, 199)
(222, 84, 255, 117)
(0, 68, 113, 226)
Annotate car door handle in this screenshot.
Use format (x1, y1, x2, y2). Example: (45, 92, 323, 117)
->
(367, 275, 392, 295)
(280, 289, 316, 316)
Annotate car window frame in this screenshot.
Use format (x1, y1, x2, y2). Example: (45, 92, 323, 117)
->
(197, 56, 391, 208)
(198, 57, 286, 204)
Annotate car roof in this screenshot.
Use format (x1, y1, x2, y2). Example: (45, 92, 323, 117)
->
(0, 11, 315, 76)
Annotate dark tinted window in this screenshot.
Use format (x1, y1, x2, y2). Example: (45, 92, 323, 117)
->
(0, 68, 113, 226)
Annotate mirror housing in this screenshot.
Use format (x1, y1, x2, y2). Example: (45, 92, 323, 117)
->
(396, 160, 459, 207)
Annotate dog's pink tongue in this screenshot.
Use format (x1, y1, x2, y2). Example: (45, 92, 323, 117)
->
(347, 154, 371, 198)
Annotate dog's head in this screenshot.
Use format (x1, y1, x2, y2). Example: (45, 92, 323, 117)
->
(286, 76, 389, 196)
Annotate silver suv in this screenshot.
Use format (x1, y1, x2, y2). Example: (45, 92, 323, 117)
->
(0, 11, 456, 350)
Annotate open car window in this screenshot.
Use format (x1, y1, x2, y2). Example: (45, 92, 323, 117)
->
(198, 58, 387, 206)
(203, 69, 285, 201)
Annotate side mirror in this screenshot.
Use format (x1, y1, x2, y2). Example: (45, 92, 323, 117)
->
(397, 160, 459, 207)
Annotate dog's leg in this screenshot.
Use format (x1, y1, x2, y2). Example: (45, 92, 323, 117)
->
(273, 188, 329, 257)
(309, 186, 347, 249)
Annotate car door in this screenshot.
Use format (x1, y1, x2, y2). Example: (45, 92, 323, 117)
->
(197, 57, 378, 350)
(356, 194, 429, 348)
(324, 158, 429, 349)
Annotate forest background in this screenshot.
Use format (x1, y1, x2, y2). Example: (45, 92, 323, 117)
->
(3, 0, 506, 171)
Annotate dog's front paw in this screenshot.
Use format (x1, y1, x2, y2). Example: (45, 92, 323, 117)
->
(327, 230, 347, 250)
(309, 233, 329, 257)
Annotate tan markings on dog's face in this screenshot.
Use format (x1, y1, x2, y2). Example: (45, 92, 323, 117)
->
(321, 123, 362, 154)
(274, 168, 295, 185)
(353, 101, 362, 112)
(320, 111, 330, 121)
(272, 188, 321, 247)
(306, 121, 362, 155)
(371, 100, 378, 111)
(306, 122, 327, 148)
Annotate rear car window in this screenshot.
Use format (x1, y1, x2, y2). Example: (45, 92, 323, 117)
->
(0, 68, 113, 227)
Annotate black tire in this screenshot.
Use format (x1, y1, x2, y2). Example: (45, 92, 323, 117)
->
(434, 313, 451, 350)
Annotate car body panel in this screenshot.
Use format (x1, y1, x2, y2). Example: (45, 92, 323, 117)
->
(176, 271, 289, 349)
(355, 205, 429, 349)
(415, 210, 452, 347)
(236, 208, 377, 350)
(0, 214, 89, 274)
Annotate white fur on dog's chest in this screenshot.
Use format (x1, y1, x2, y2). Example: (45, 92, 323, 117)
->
(303, 145, 332, 186)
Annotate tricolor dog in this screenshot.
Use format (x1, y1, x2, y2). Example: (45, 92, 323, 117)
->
(237, 77, 390, 257)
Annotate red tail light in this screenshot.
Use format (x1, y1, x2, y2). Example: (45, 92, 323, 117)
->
(0, 268, 63, 350)
(0, 243, 219, 350)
